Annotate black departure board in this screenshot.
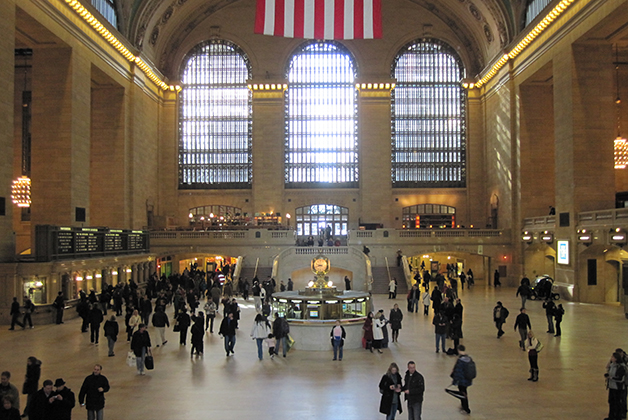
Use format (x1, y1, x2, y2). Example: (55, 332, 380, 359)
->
(35, 225, 150, 261)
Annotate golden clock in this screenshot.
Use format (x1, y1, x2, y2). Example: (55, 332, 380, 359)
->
(311, 255, 330, 275)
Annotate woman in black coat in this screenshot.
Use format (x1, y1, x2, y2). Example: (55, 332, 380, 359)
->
(190, 312, 205, 356)
(21, 356, 41, 418)
(379, 362, 403, 420)
(176, 309, 191, 345)
(389, 304, 403, 343)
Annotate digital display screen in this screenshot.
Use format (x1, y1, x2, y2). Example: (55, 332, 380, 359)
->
(557, 240, 569, 265)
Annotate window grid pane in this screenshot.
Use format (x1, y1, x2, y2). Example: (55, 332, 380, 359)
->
(391, 40, 466, 188)
(90, 0, 117, 28)
(295, 204, 349, 237)
(179, 40, 252, 189)
(285, 42, 358, 188)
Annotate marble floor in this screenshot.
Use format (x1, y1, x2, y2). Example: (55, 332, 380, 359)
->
(2, 283, 625, 420)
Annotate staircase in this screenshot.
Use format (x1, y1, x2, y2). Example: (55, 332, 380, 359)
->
(238, 266, 273, 282)
(371, 266, 408, 295)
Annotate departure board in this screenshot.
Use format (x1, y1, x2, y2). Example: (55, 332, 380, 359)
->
(35, 225, 150, 261)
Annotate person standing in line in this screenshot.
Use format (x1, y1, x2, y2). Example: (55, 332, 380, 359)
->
(330, 320, 345, 361)
(379, 363, 403, 420)
(433, 310, 448, 353)
(9, 298, 24, 331)
(151, 306, 169, 347)
(542, 299, 556, 335)
(28, 379, 54, 420)
(493, 301, 509, 338)
(272, 313, 289, 358)
(89, 304, 104, 345)
(130, 324, 152, 375)
(21, 356, 41, 418)
(53, 292, 65, 325)
(514, 308, 532, 351)
(526, 331, 540, 382)
(450, 345, 474, 414)
(22, 296, 35, 329)
(103, 315, 119, 357)
(402, 361, 425, 420)
(389, 304, 403, 343)
(219, 312, 237, 356)
(204, 300, 216, 333)
(0, 396, 20, 420)
(554, 304, 564, 337)
(78, 365, 109, 420)
(0, 372, 19, 412)
(250, 314, 272, 360)
(50, 378, 75, 420)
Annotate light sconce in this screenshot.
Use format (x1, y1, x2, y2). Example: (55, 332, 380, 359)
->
(355, 82, 395, 90)
(11, 176, 31, 207)
(541, 231, 554, 244)
(610, 228, 627, 245)
(522, 231, 533, 243)
(577, 229, 593, 245)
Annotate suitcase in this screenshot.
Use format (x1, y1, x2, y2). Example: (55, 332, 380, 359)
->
(144, 355, 154, 370)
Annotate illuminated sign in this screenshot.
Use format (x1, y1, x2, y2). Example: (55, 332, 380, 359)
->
(557, 240, 569, 265)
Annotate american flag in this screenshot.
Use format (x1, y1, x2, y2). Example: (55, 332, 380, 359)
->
(255, 0, 383, 40)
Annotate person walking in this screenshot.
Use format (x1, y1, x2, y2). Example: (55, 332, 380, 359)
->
(22, 297, 35, 329)
(21, 356, 41, 418)
(449, 345, 475, 414)
(516, 281, 531, 309)
(78, 365, 109, 420)
(151, 306, 169, 347)
(272, 313, 289, 358)
(554, 304, 565, 337)
(130, 324, 152, 375)
(330, 320, 345, 361)
(493, 269, 501, 287)
(514, 308, 532, 351)
(9, 298, 24, 331)
(542, 299, 556, 335)
(433, 310, 448, 353)
(389, 304, 403, 343)
(219, 312, 237, 356)
(89, 304, 104, 345)
(402, 361, 425, 420)
(421, 289, 430, 316)
(526, 331, 541, 382)
(175, 309, 191, 345)
(53, 292, 65, 325)
(190, 313, 204, 356)
(388, 279, 396, 299)
(103, 315, 119, 357)
(379, 363, 403, 420)
(493, 301, 509, 338)
(0, 396, 20, 420)
(28, 379, 54, 420)
(250, 314, 271, 360)
(50, 378, 75, 420)
(203, 300, 217, 333)
(126, 309, 141, 342)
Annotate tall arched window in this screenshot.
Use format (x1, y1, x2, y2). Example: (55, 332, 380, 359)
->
(391, 39, 466, 188)
(285, 42, 358, 188)
(90, 0, 118, 28)
(295, 204, 349, 237)
(179, 40, 252, 189)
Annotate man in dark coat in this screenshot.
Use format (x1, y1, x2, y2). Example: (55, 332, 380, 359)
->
(89, 304, 104, 345)
(130, 324, 152, 375)
(403, 361, 425, 420)
(219, 312, 237, 356)
(514, 308, 532, 350)
(431, 287, 442, 313)
(78, 365, 109, 419)
(76, 298, 90, 333)
(29, 379, 54, 420)
(53, 292, 65, 325)
(50, 378, 75, 420)
(9, 298, 23, 330)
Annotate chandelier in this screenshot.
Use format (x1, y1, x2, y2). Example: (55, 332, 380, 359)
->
(614, 44, 627, 169)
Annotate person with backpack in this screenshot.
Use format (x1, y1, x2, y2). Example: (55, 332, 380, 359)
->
(273, 312, 290, 358)
(493, 301, 509, 338)
(449, 345, 475, 414)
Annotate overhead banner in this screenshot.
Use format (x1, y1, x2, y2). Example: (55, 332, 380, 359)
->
(255, 0, 383, 40)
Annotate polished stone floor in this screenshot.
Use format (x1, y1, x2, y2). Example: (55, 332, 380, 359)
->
(2, 283, 625, 419)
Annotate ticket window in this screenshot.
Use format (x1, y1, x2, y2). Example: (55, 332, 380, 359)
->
(23, 278, 47, 304)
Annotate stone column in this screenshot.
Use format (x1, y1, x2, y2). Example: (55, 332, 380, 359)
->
(358, 88, 393, 226)
(31, 47, 91, 229)
(553, 43, 615, 296)
(0, 0, 15, 262)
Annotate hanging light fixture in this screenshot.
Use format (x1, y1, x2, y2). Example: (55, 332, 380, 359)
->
(12, 50, 32, 207)
(11, 176, 31, 207)
(613, 44, 628, 169)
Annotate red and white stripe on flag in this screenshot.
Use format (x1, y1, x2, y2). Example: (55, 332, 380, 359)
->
(255, 0, 382, 40)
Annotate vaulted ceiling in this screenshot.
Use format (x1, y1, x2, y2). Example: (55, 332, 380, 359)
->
(115, 0, 527, 78)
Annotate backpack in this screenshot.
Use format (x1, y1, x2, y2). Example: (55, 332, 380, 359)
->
(281, 318, 290, 335)
(464, 358, 477, 381)
(503, 307, 509, 319)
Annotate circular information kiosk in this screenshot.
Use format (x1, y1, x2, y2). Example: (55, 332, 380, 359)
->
(271, 254, 371, 350)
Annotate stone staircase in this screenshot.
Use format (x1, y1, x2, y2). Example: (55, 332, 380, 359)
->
(371, 265, 408, 295)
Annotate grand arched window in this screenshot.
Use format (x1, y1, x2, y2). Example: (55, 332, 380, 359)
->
(295, 204, 349, 237)
(179, 40, 252, 189)
(90, 0, 117, 28)
(391, 39, 466, 188)
(285, 42, 358, 188)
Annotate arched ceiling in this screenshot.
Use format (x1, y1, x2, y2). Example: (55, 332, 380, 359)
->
(121, 0, 524, 79)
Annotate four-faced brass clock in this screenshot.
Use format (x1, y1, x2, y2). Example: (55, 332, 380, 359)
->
(311, 255, 330, 276)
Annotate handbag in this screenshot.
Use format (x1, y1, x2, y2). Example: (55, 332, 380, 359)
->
(286, 334, 295, 351)
(535, 340, 544, 353)
(126, 351, 136, 367)
(144, 355, 154, 370)
(445, 384, 467, 400)
(173, 322, 180, 332)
